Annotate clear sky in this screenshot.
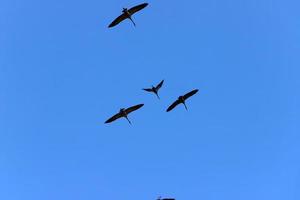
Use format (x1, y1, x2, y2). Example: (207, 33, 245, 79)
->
(1, 0, 300, 200)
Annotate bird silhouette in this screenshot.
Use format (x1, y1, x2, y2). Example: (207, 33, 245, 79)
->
(105, 104, 144, 124)
(143, 80, 164, 99)
(157, 196, 175, 200)
(108, 3, 148, 28)
(166, 89, 198, 112)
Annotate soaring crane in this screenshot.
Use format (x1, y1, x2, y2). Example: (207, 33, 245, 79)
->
(108, 3, 148, 28)
(105, 104, 144, 124)
(166, 89, 198, 112)
(143, 80, 164, 99)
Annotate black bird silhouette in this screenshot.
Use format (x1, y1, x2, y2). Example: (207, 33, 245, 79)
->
(105, 104, 144, 124)
(157, 196, 175, 200)
(108, 3, 148, 28)
(143, 80, 164, 99)
(166, 89, 198, 112)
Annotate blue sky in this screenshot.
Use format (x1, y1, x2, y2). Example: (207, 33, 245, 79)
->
(1, 0, 300, 199)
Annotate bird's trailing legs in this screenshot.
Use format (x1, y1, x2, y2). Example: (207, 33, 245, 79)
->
(183, 101, 188, 111)
(155, 92, 160, 99)
(125, 116, 132, 125)
(128, 16, 136, 27)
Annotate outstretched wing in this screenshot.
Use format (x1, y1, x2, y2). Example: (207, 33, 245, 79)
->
(128, 3, 148, 15)
(183, 89, 198, 100)
(143, 88, 153, 92)
(125, 104, 144, 114)
(166, 100, 181, 112)
(155, 80, 164, 90)
(108, 13, 127, 28)
(105, 112, 122, 123)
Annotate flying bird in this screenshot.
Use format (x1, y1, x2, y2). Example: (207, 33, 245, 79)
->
(105, 104, 144, 124)
(143, 80, 164, 99)
(166, 89, 199, 112)
(108, 3, 148, 28)
(157, 196, 175, 200)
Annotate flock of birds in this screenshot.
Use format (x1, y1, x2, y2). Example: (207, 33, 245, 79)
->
(105, 79, 198, 124)
(105, 3, 199, 126)
(105, 3, 198, 199)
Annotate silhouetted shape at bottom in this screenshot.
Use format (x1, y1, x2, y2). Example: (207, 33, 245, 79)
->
(157, 196, 175, 200)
